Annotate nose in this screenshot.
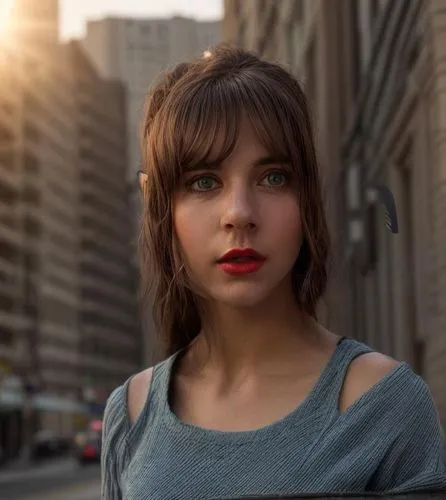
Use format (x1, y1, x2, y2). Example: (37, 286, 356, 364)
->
(220, 185, 258, 231)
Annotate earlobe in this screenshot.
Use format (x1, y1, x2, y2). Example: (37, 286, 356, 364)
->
(137, 170, 149, 198)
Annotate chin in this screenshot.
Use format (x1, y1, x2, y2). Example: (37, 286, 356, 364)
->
(210, 282, 276, 308)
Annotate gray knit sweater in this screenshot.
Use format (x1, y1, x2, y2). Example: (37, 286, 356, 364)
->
(101, 338, 446, 499)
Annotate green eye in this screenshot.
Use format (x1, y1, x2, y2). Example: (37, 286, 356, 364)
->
(263, 172, 288, 187)
(191, 176, 218, 191)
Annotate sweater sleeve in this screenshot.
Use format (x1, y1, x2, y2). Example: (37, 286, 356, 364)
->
(101, 384, 129, 500)
(370, 371, 446, 493)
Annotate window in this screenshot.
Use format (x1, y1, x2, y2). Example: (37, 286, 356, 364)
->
(24, 251, 38, 273)
(237, 20, 246, 47)
(1, 101, 13, 116)
(157, 24, 167, 43)
(234, 0, 240, 16)
(0, 242, 16, 261)
(0, 184, 16, 204)
(286, 21, 296, 67)
(370, 0, 379, 27)
(24, 215, 41, 238)
(305, 38, 316, 112)
(0, 123, 13, 143)
(41, 297, 78, 327)
(0, 148, 14, 168)
(23, 185, 40, 205)
(24, 153, 40, 175)
(296, 0, 304, 23)
(347, 164, 360, 210)
(362, 201, 378, 273)
(0, 325, 13, 343)
(350, 0, 362, 97)
(413, 339, 425, 376)
(24, 121, 40, 144)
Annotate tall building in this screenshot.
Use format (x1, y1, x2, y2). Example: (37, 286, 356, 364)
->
(339, 0, 446, 425)
(1, 0, 82, 452)
(0, 0, 142, 461)
(82, 15, 221, 364)
(223, 0, 446, 426)
(66, 41, 141, 407)
(0, 3, 25, 464)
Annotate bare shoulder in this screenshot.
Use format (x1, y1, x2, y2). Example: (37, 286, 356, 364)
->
(127, 367, 154, 425)
(339, 351, 400, 413)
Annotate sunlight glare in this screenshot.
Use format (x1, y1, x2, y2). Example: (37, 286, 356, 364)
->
(0, 0, 14, 41)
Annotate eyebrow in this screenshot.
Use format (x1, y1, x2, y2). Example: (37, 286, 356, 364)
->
(185, 155, 291, 172)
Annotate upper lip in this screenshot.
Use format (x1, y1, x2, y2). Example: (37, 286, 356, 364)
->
(217, 248, 266, 263)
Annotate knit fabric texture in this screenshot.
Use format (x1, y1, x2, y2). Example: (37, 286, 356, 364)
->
(101, 338, 446, 499)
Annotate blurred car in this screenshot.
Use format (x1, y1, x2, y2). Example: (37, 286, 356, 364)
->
(31, 430, 64, 460)
(77, 430, 102, 464)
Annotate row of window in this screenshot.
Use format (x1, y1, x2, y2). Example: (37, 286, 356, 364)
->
(126, 22, 168, 42)
(81, 311, 135, 333)
(0, 325, 13, 344)
(83, 338, 138, 365)
(81, 232, 130, 263)
(81, 262, 132, 290)
(82, 289, 135, 320)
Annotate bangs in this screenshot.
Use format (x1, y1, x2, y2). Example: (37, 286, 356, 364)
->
(150, 71, 300, 186)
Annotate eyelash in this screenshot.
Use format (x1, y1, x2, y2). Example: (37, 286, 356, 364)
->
(185, 170, 292, 193)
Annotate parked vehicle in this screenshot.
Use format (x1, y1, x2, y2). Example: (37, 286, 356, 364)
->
(77, 430, 101, 464)
(31, 430, 63, 460)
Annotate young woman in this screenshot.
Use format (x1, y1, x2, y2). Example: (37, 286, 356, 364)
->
(101, 46, 446, 499)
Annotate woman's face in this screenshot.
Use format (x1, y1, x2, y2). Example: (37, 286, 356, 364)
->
(173, 119, 303, 308)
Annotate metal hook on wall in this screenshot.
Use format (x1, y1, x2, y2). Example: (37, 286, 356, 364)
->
(375, 185, 399, 234)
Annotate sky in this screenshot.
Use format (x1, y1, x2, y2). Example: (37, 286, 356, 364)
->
(59, 0, 223, 40)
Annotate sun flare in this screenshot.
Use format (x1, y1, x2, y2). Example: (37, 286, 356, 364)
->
(0, 0, 14, 41)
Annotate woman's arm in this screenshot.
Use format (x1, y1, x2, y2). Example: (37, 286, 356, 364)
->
(101, 385, 127, 500)
(101, 368, 153, 499)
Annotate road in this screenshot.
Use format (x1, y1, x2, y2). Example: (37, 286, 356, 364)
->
(0, 457, 101, 500)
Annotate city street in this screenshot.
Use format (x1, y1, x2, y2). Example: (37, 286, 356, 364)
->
(0, 458, 100, 500)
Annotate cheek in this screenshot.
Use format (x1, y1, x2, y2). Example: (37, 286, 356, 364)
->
(265, 198, 303, 248)
(173, 201, 213, 263)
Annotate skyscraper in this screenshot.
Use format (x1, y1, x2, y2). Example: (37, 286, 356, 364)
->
(0, 0, 142, 461)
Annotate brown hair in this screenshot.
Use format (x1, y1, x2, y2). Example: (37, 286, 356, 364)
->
(140, 45, 330, 357)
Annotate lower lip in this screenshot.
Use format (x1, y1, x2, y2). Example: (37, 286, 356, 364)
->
(217, 260, 265, 275)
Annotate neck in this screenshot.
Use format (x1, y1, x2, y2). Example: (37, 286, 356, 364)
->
(191, 287, 326, 376)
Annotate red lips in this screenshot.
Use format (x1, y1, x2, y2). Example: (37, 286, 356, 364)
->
(217, 248, 265, 263)
(217, 248, 266, 275)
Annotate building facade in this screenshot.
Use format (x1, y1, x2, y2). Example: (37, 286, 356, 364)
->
(223, 0, 446, 426)
(0, 4, 26, 463)
(341, 0, 446, 425)
(0, 0, 82, 459)
(0, 0, 142, 462)
(82, 15, 221, 364)
(67, 41, 141, 411)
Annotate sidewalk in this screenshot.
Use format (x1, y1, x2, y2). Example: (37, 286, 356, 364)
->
(0, 456, 77, 484)
(23, 478, 101, 500)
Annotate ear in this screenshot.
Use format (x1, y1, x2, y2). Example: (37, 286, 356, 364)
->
(137, 170, 148, 199)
